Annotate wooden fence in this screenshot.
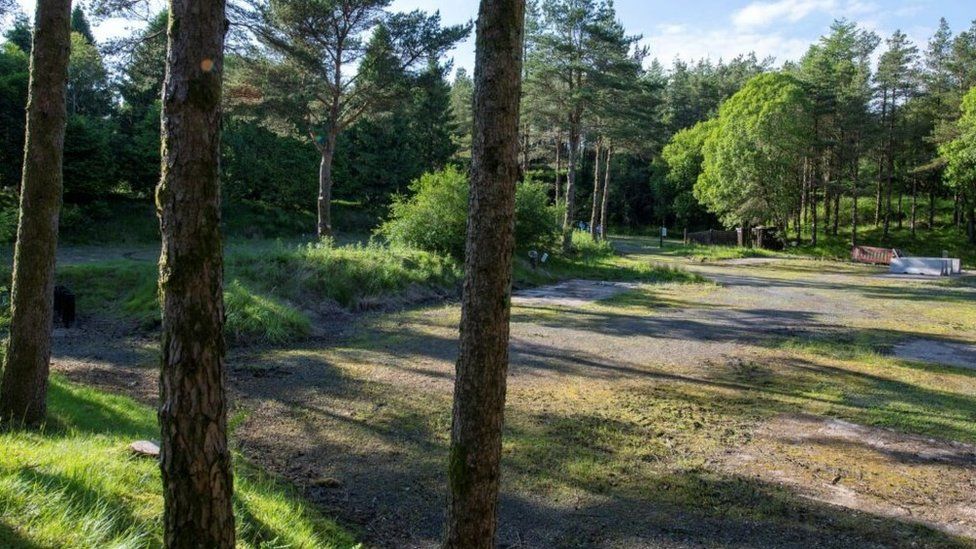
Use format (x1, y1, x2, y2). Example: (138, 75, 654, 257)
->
(685, 229, 741, 247)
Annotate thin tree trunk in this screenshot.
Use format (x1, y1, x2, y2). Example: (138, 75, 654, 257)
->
(156, 0, 235, 544)
(600, 146, 611, 240)
(443, 0, 524, 545)
(801, 162, 808, 227)
(910, 177, 917, 238)
(0, 0, 72, 427)
(928, 186, 936, 229)
(882, 88, 896, 241)
(317, 131, 337, 238)
(851, 151, 859, 248)
(882, 177, 893, 241)
(811, 156, 819, 246)
(833, 188, 840, 236)
(554, 136, 561, 204)
(875, 87, 888, 227)
(824, 165, 832, 237)
(969, 203, 975, 245)
(954, 191, 961, 227)
(561, 113, 580, 253)
(589, 137, 602, 239)
(897, 192, 903, 230)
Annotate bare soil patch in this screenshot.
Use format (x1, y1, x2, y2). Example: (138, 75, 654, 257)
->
(722, 414, 976, 539)
(514, 279, 640, 307)
(894, 339, 976, 370)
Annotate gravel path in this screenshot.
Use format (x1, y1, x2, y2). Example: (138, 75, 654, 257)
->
(49, 246, 976, 548)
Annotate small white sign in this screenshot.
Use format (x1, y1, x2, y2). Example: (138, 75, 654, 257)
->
(661, 227, 667, 237)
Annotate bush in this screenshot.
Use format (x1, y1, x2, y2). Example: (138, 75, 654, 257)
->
(378, 167, 560, 259)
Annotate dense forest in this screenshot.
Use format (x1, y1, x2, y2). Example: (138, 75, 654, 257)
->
(1, 2, 973, 250)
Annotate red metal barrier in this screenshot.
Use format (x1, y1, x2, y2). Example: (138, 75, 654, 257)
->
(851, 246, 899, 265)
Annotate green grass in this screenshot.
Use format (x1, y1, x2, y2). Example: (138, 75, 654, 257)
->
(227, 240, 461, 310)
(225, 280, 311, 344)
(514, 231, 707, 286)
(0, 233, 704, 344)
(0, 377, 357, 548)
(1, 240, 463, 344)
(657, 243, 780, 262)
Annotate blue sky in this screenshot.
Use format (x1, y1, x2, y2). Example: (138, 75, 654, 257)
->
(387, 0, 974, 74)
(8, 0, 973, 74)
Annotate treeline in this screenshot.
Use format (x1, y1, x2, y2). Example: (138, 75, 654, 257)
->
(510, 3, 976, 247)
(511, 0, 772, 247)
(0, 7, 468, 238)
(678, 20, 976, 245)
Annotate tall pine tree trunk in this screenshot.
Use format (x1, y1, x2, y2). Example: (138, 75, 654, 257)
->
(928, 186, 936, 229)
(0, 0, 72, 427)
(600, 146, 611, 240)
(156, 0, 235, 544)
(443, 0, 524, 545)
(317, 131, 338, 238)
(589, 137, 602, 239)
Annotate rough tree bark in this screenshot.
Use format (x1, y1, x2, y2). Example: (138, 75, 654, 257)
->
(588, 137, 602, 239)
(155, 0, 235, 544)
(317, 131, 338, 238)
(0, 0, 72, 427)
(443, 0, 524, 546)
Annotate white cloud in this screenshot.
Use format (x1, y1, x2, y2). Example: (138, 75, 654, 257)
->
(731, 0, 878, 30)
(646, 23, 811, 65)
(733, 0, 836, 29)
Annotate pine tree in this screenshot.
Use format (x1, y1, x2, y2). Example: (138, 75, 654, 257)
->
(444, 0, 524, 544)
(155, 0, 235, 543)
(0, 0, 73, 427)
(237, 0, 468, 237)
(69, 6, 94, 44)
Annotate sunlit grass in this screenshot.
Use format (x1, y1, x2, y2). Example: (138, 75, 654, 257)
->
(0, 377, 357, 548)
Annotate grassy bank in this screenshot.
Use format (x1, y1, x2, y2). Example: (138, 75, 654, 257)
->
(515, 231, 707, 286)
(45, 241, 462, 344)
(0, 377, 357, 548)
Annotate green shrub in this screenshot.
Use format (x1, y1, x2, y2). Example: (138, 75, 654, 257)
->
(379, 167, 469, 258)
(378, 167, 560, 259)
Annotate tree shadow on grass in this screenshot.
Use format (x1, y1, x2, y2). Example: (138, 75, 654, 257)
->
(0, 521, 42, 549)
(41, 377, 156, 439)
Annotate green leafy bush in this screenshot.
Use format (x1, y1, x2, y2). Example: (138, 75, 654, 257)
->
(378, 167, 560, 259)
